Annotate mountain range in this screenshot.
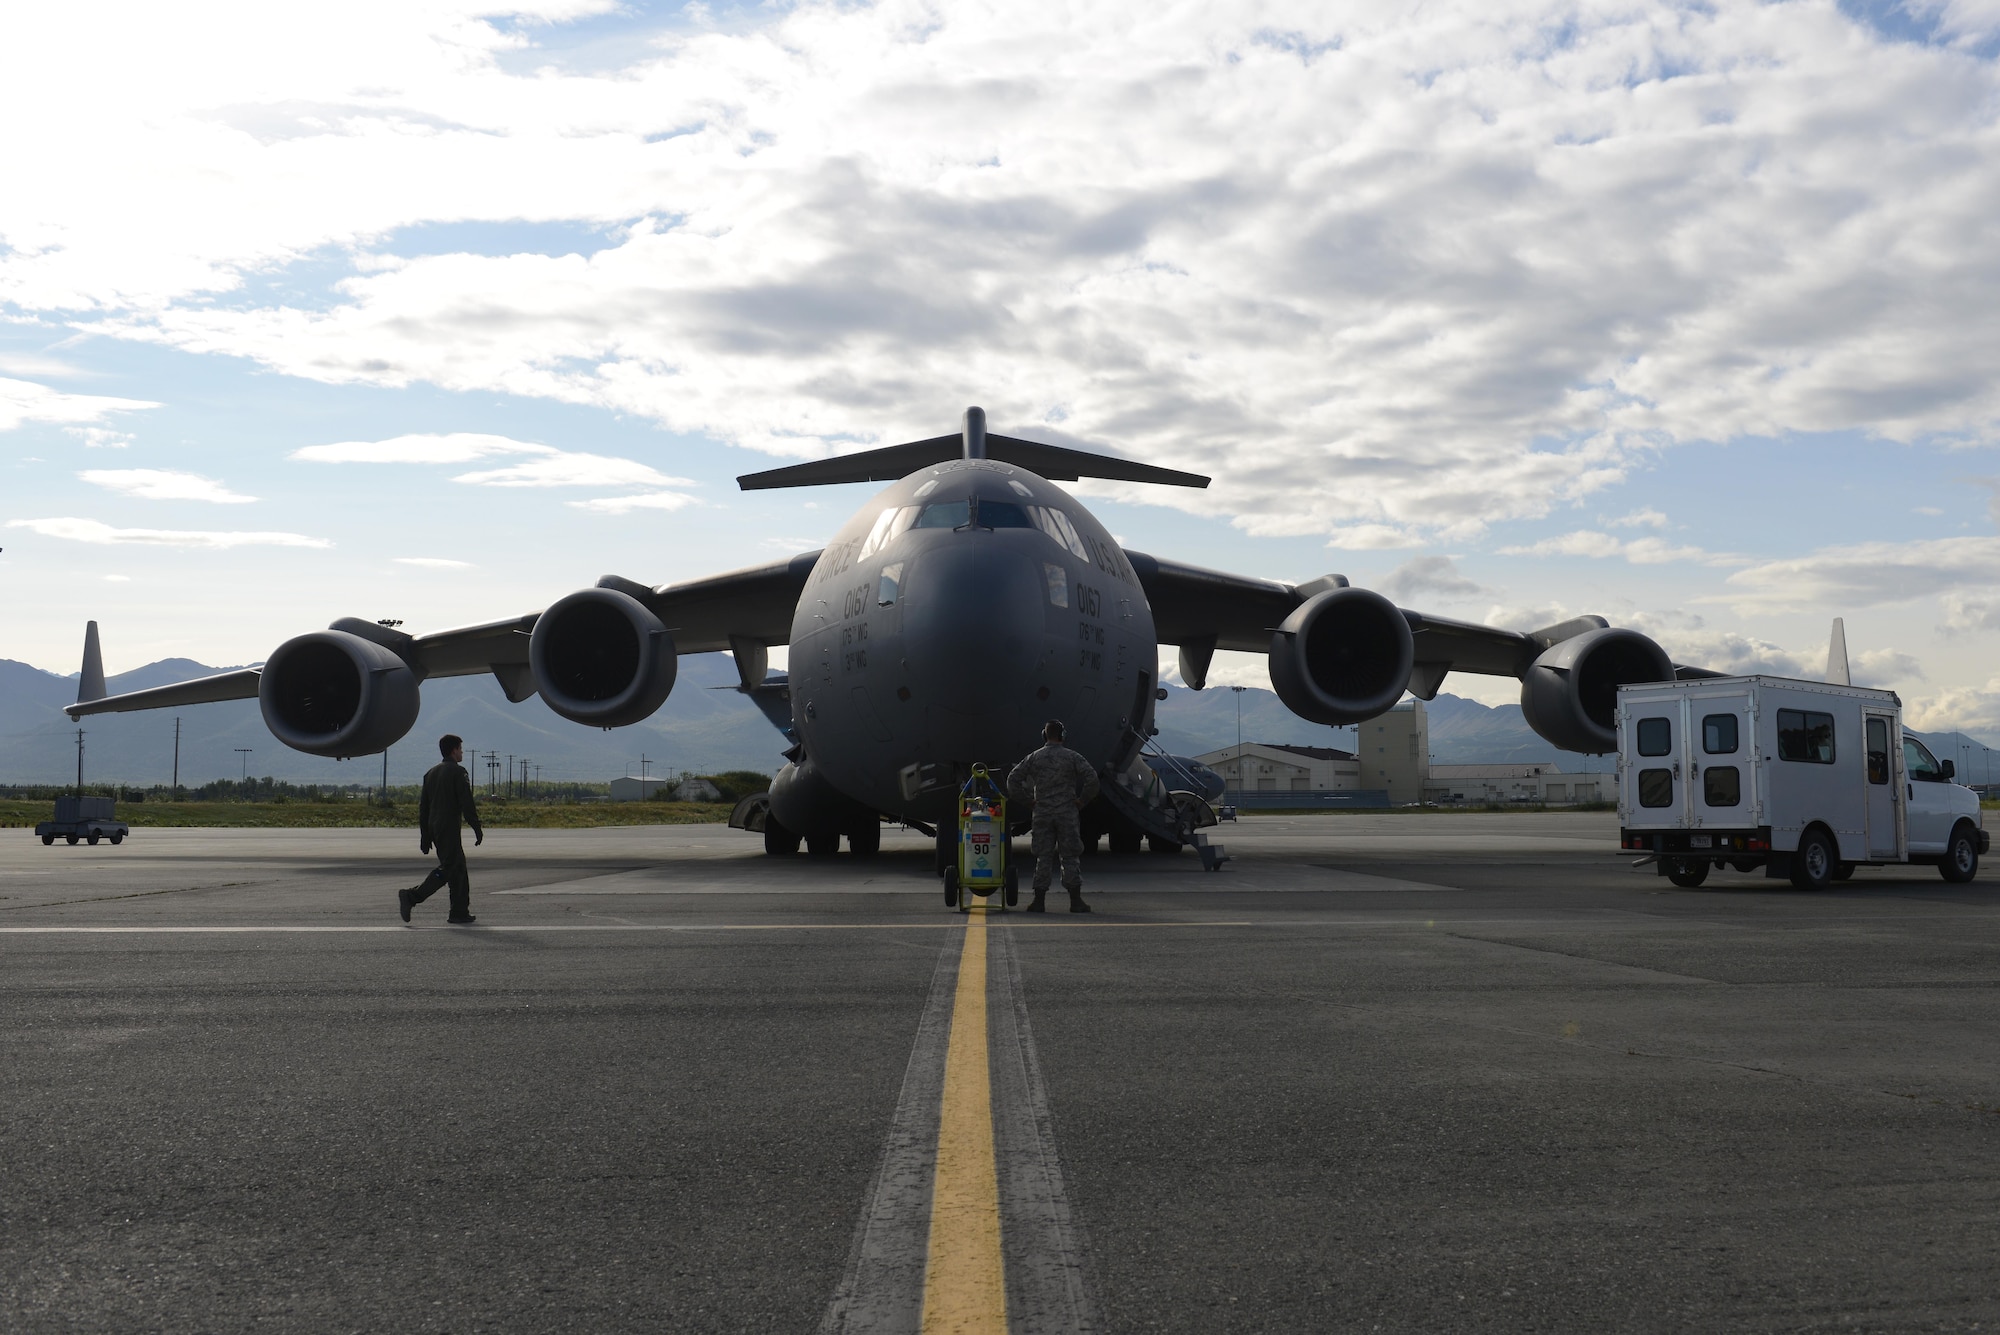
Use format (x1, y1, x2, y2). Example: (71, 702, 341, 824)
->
(3, 655, 1993, 787)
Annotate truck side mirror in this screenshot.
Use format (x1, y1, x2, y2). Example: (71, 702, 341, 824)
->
(1942, 759, 1956, 780)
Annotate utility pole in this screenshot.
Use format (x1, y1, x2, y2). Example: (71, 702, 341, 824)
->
(485, 751, 499, 795)
(172, 717, 181, 798)
(640, 753, 651, 796)
(75, 728, 85, 795)
(506, 754, 514, 799)
(1230, 685, 1246, 804)
(381, 748, 390, 806)
(235, 748, 252, 783)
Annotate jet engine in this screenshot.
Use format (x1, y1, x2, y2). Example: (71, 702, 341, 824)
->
(1267, 587, 1415, 725)
(1519, 627, 1674, 753)
(259, 630, 421, 758)
(529, 588, 677, 727)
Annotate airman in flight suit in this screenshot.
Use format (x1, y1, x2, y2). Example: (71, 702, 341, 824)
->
(1007, 719, 1101, 913)
(399, 733, 483, 925)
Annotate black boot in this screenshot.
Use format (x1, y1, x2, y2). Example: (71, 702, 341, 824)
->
(1026, 890, 1047, 913)
(1067, 889, 1092, 914)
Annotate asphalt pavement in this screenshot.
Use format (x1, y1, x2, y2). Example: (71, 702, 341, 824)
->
(3, 814, 1998, 1332)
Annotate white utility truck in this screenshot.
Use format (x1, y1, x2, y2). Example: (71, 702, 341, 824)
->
(1615, 675, 1986, 889)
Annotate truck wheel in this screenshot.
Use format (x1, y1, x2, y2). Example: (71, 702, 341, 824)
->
(1832, 861, 1855, 881)
(42, 834, 54, 846)
(87, 831, 101, 845)
(762, 815, 801, 856)
(66, 834, 78, 846)
(110, 833, 124, 846)
(1940, 823, 1980, 883)
(944, 866, 960, 908)
(1665, 857, 1709, 888)
(1790, 829, 1835, 891)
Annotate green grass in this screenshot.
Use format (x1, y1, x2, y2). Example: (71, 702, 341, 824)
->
(0, 798, 731, 830)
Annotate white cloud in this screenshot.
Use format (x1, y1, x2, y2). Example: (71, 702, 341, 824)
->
(393, 556, 475, 568)
(1905, 677, 2000, 736)
(5, 4, 1999, 542)
(1498, 530, 1727, 565)
(567, 491, 698, 513)
(1324, 525, 1420, 551)
(760, 536, 822, 552)
(79, 468, 256, 503)
(456, 453, 691, 489)
(102, 573, 130, 582)
(0, 377, 156, 432)
(66, 426, 133, 449)
(1377, 555, 1489, 603)
(1608, 508, 1669, 530)
(6, 517, 330, 549)
(1724, 536, 2000, 611)
(290, 432, 544, 465)
(292, 431, 691, 489)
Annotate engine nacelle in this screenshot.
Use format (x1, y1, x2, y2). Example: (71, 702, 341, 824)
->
(1520, 627, 1674, 753)
(529, 588, 677, 728)
(259, 630, 421, 758)
(1267, 587, 1415, 725)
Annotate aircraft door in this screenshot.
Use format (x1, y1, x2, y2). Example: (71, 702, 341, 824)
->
(1865, 714, 1902, 860)
(1692, 704, 1748, 827)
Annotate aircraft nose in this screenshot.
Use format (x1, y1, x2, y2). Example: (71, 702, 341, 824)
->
(903, 541, 1044, 710)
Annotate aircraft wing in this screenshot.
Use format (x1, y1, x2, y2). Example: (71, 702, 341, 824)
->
(1127, 550, 1568, 697)
(66, 551, 823, 719)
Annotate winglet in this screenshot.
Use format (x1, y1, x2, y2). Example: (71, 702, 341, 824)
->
(77, 621, 106, 704)
(1827, 617, 1850, 686)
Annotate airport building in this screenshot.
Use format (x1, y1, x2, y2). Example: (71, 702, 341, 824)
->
(1422, 764, 1611, 806)
(1197, 699, 1431, 805)
(609, 775, 670, 801)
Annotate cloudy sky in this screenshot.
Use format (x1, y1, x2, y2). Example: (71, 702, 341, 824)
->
(6, 0, 2000, 729)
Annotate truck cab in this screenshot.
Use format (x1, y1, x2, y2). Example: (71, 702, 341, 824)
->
(1616, 675, 1984, 889)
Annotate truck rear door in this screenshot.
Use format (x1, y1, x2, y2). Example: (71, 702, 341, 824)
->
(1626, 699, 1688, 828)
(1690, 696, 1752, 831)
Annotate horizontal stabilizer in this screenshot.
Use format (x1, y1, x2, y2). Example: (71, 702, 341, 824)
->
(738, 433, 1209, 490)
(66, 667, 263, 719)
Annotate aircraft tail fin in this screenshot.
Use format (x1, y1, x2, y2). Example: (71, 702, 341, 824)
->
(77, 621, 106, 704)
(1827, 617, 1850, 686)
(737, 409, 1209, 490)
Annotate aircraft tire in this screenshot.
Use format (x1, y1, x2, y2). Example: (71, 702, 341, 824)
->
(1790, 828, 1835, 891)
(848, 822, 881, 858)
(806, 832, 841, 857)
(1940, 823, 1980, 883)
(763, 817, 801, 856)
(1664, 857, 1708, 888)
(1109, 827, 1142, 855)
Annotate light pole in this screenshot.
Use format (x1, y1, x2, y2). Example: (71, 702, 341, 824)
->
(74, 727, 85, 795)
(235, 748, 252, 783)
(1230, 685, 1247, 804)
(172, 717, 181, 798)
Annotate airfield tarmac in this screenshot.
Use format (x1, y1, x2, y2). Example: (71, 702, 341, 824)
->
(2, 813, 1997, 1333)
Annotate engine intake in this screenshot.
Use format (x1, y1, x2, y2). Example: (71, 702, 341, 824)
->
(1520, 627, 1674, 753)
(529, 588, 677, 728)
(259, 630, 421, 758)
(1267, 587, 1415, 725)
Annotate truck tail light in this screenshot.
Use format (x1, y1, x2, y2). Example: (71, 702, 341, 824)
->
(1747, 836, 1769, 851)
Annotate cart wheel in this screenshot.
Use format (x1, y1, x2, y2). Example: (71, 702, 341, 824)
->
(110, 833, 124, 846)
(1664, 857, 1708, 888)
(1003, 862, 1019, 908)
(944, 866, 960, 909)
(87, 831, 101, 845)
(1790, 829, 1835, 891)
(1940, 823, 1980, 883)
(42, 834, 54, 845)
(66, 834, 78, 845)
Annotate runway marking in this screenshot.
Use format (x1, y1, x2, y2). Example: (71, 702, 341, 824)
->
(923, 907, 1006, 1332)
(0, 920, 1260, 935)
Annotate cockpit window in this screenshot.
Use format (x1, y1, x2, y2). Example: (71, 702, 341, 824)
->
(1029, 506, 1092, 560)
(914, 499, 970, 529)
(978, 500, 1035, 529)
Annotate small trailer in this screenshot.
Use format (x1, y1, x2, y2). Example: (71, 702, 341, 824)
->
(36, 795, 129, 847)
(1615, 675, 1987, 889)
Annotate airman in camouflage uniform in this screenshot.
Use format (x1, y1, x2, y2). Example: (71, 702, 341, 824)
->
(1007, 720, 1101, 913)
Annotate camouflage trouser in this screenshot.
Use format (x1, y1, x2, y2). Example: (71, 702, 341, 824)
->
(1030, 811, 1083, 893)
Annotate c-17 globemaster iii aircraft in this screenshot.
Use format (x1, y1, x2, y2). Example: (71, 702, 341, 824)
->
(67, 407, 1698, 865)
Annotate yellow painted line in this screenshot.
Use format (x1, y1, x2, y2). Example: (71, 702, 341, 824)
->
(922, 907, 1007, 1333)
